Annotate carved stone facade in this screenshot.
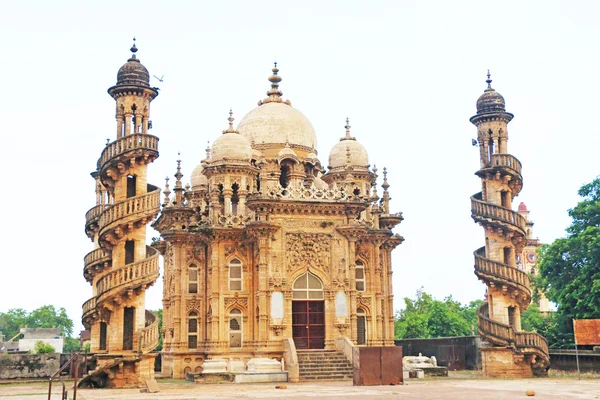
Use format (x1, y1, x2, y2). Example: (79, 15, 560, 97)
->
(153, 65, 404, 379)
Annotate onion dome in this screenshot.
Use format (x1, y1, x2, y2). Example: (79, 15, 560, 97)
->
(476, 71, 506, 114)
(190, 164, 207, 189)
(115, 38, 150, 88)
(328, 119, 369, 170)
(210, 110, 252, 163)
(518, 202, 528, 212)
(238, 63, 317, 151)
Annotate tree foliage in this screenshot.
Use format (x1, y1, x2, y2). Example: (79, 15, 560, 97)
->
(0, 305, 74, 343)
(32, 340, 56, 354)
(395, 288, 484, 339)
(535, 176, 600, 347)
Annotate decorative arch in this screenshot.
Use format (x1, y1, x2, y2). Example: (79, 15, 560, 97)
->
(292, 271, 324, 300)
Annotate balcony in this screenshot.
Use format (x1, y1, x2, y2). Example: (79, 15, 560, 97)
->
(98, 190, 160, 240)
(83, 248, 111, 283)
(98, 134, 159, 173)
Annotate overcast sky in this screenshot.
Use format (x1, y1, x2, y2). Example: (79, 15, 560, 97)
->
(0, 1, 598, 334)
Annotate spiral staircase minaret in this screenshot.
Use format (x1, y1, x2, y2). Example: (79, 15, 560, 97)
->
(80, 40, 161, 388)
(470, 72, 549, 377)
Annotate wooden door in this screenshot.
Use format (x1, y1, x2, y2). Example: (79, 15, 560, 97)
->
(292, 301, 325, 349)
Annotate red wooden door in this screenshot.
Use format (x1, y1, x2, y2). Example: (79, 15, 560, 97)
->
(292, 301, 325, 349)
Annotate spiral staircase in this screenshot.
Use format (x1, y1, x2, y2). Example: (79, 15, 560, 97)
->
(81, 131, 161, 387)
(471, 153, 549, 376)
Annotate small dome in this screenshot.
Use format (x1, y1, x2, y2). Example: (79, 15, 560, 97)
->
(476, 73, 505, 114)
(115, 42, 150, 88)
(252, 148, 263, 161)
(211, 110, 252, 163)
(328, 120, 369, 170)
(278, 145, 298, 162)
(518, 202, 528, 212)
(191, 164, 207, 189)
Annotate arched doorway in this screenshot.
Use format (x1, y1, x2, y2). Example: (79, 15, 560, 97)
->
(357, 308, 367, 345)
(292, 272, 325, 349)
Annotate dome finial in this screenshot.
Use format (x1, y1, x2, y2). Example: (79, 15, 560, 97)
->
(486, 69, 493, 90)
(260, 61, 287, 105)
(340, 117, 356, 141)
(129, 37, 138, 61)
(223, 108, 238, 134)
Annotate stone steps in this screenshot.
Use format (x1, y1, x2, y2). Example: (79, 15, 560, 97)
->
(297, 350, 353, 381)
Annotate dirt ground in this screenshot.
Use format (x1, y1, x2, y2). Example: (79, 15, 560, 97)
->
(1, 373, 599, 400)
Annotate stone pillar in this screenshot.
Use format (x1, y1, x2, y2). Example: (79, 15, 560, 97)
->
(237, 190, 247, 216)
(117, 115, 124, 138)
(124, 113, 132, 136)
(135, 114, 142, 134)
(223, 188, 232, 215)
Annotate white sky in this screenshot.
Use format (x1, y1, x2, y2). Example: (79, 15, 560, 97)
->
(0, 1, 598, 334)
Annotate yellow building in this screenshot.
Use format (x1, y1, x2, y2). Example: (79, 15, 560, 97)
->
(516, 202, 550, 313)
(470, 73, 549, 377)
(82, 44, 404, 386)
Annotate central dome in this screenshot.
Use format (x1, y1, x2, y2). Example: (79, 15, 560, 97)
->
(237, 64, 317, 152)
(238, 102, 317, 150)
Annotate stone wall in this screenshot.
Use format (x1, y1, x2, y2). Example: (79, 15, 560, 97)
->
(0, 353, 60, 379)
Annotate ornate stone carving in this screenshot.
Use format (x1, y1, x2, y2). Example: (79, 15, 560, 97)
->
(285, 233, 332, 273)
(224, 296, 248, 310)
(334, 323, 350, 335)
(269, 324, 286, 336)
(186, 299, 201, 312)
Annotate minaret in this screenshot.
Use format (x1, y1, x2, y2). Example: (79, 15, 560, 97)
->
(81, 39, 161, 388)
(470, 72, 549, 377)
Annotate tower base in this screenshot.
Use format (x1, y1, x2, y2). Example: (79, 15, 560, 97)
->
(82, 353, 157, 389)
(480, 347, 534, 378)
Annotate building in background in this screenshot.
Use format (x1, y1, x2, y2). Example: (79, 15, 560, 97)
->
(516, 202, 551, 313)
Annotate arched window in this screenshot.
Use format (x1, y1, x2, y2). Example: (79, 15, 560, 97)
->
(188, 264, 198, 294)
(357, 308, 367, 345)
(292, 272, 323, 300)
(188, 312, 198, 349)
(229, 308, 242, 348)
(355, 260, 366, 292)
(229, 258, 242, 291)
(280, 163, 291, 188)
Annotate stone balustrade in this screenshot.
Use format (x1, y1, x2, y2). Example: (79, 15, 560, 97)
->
(82, 297, 97, 320)
(478, 303, 550, 363)
(516, 331, 549, 355)
(98, 133, 159, 171)
(99, 190, 160, 233)
(139, 310, 160, 353)
(477, 303, 514, 346)
(251, 184, 351, 202)
(474, 247, 531, 298)
(471, 193, 526, 233)
(83, 248, 112, 282)
(96, 247, 159, 302)
(488, 154, 522, 176)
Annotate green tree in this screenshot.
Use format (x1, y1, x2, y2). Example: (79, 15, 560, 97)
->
(394, 289, 483, 339)
(0, 308, 28, 340)
(152, 309, 163, 352)
(536, 176, 600, 347)
(32, 341, 56, 354)
(27, 305, 73, 337)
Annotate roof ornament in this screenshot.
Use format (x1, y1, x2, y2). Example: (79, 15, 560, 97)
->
(260, 62, 291, 106)
(485, 69, 493, 91)
(174, 153, 183, 188)
(163, 176, 171, 207)
(129, 37, 139, 62)
(205, 141, 211, 159)
(382, 167, 391, 213)
(341, 117, 356, 141)
(223, 108, 238, 134)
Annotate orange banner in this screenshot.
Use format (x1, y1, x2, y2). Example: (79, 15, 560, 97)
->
(573, 319, 600, 345)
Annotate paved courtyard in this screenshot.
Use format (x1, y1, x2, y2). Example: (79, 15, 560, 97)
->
(1, 374, 599, 400)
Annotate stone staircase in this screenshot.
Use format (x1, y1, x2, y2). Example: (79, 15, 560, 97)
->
(297, 350, 353, 381)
